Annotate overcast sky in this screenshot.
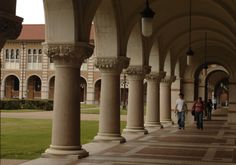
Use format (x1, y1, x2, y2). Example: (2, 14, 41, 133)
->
(16, 0, 45, 24)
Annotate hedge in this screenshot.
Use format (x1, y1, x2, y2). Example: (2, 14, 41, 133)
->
(0, 99, 53, 110)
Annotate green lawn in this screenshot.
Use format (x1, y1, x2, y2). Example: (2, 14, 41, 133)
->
(0, 118, 126, 160)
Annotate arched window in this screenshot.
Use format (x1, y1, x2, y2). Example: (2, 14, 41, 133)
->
(5, 49, 9, 61)
(16, 49, 20, 59)
(10, 49, 14, 59)
(27, 48, 43, 69)
(4, 49, 20, 69)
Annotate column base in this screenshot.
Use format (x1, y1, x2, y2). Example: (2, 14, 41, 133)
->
(161, 120, 174, 127)
(123, 127, 148, 134)
(144, 122, 163, 128)
(93, 133, 126, 143)
(42, 145, 88, 159)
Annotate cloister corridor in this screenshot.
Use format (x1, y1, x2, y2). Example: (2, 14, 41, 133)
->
(2, 108, 229, 165)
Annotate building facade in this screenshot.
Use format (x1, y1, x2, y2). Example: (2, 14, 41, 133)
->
(0, 24, 103, 104)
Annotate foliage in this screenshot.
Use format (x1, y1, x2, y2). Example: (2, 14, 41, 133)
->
(0, 99, 53, 111)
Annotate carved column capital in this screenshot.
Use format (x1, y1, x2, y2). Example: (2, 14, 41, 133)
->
(43, 42, 94, 67)
(0, 12, 23, 40)
(125, 65, 151, 80)
(94, 56, 130, 72)
(146, 71, 166, 82)
(125, 65, 151, 75)
(161, 75, 176, 84)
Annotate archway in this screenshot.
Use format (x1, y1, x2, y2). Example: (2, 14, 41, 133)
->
(80, 77, 87, 102)
(49, 76, 55, 100)
(4, 75, 20, 98)
(27, 75, 41, 99)
(94, 79, 101, 104)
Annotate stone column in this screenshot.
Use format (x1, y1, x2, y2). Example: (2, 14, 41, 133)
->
(93, 57, 129, 143)
(228, 79, 236, 124)
(160, 76, 176, 124)
(171, 76, 181, 123)
(123, 66, 151, 134)
(42, 42, 94, 158)
(145, 71, 166, 127)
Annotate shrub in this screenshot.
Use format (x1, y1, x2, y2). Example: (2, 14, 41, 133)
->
(0, 99, 53, 110)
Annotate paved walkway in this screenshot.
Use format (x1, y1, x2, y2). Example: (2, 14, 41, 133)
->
(2, 108, 236, 165)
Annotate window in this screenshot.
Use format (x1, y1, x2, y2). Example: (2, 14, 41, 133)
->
(16, 49, 19, 59)
(4, 49, 20, 69)
(5, 49, 9, 61)
(27, 48, 43, 69)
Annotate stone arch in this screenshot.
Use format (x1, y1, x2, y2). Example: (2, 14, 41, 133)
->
(94, 0, 118, 58)
(4, 75, 20, 98)
(149, 40, 160, 72)
(80, 76, 87, 103)
(94, 79, 101, 104)
(127, 23, 143, 65)
(27, 75, 42, 99)
(163, 50, 171, 76)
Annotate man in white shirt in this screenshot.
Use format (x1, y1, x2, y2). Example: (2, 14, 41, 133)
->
(175, 93, 187, 130)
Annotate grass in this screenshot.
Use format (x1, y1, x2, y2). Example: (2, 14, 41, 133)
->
(0, 118, 126, 160)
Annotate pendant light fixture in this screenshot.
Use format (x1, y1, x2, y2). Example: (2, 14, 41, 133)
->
(186, 0, 194, 65)
(140, 0, 155, 37)
(203, 32, 208, 77)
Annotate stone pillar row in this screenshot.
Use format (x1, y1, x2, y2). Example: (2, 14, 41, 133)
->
(42, 42, 94, 158)
(93, 56, 130, 143)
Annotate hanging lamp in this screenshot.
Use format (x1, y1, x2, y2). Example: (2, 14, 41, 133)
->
(203, 32, 208, 77)
(186, 0, 194, 65)
(140, 0, 155, 37)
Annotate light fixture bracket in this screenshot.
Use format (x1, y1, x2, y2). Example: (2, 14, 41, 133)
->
(140, 0, 155, 18)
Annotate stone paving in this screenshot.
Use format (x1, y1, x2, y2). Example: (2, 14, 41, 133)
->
(73, 117, 236, 165)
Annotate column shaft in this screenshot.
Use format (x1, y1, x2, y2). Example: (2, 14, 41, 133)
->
(160, 76, 175, 125)
(123, 66, 150, 134)
(43, 42, 94, 158)
(145, 72, 165, 127)
(93, 57, 129, 142)
(228, 81, 236, 124)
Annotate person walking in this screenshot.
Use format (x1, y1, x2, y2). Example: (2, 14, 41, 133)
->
(206, 99, 213, 120)
(192, 97, 204, 129)
(175, 93, 187, 130)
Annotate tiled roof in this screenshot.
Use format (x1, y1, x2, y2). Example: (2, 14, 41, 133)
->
(17, 24, 45, 40)
(17, 24, 95, 41)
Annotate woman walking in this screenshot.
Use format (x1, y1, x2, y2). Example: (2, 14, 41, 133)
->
(192, 97, 204, 129)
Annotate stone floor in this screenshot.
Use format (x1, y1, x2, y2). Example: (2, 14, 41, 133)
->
(19, 109, 236, 165)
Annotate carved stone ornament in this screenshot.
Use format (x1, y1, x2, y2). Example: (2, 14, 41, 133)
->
(43, 42, 94, 66)
(0, 12, 23, 40)
(146, 71, 166, 81)
(161, 75, 176, 84)
(94, 56, 130, 71)
(125, 65, 151, 76)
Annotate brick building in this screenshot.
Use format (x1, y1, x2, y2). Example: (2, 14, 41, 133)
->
(0, 24, 103, 104)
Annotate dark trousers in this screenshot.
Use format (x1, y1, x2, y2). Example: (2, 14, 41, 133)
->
(195, 111, 203, 129)
(177, 111, 185, 128)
